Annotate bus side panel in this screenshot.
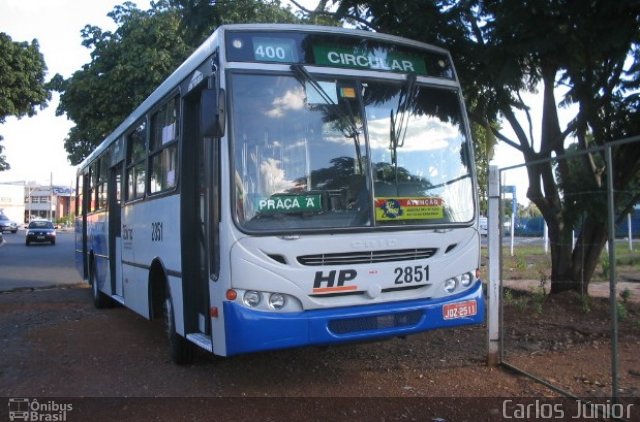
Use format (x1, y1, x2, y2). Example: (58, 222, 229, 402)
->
(114, 236, 124, 297)
(74, 216, 86, 280)
(168, 275, 185, 335)
(122, 264, 151, 319)
(121, 195, 181, 319)
(87, 212, 110, 294)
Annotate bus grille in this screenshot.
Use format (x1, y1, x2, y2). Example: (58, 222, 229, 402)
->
(328, 310, 423, 335)
(297, 248, 437, 266)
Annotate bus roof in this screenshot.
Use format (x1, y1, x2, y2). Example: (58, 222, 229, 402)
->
(76, 24, 451, 173)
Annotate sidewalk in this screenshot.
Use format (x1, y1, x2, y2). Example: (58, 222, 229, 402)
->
(502, 279, 640, 303)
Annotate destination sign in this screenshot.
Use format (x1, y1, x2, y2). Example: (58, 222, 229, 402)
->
(253, 37, 297, 63)
(226, 31, 454, 79)
(313, 44, 427, 75)
(256, 193, 323, 213)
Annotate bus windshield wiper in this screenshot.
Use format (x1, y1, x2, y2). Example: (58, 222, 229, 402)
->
(390, 73, 417, 165)
(291, 64, 364, 173)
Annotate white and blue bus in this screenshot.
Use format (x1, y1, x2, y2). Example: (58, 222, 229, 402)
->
(75, 24, 484, 363)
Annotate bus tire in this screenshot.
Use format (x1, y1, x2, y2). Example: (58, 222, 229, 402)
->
(165, 293, 194, 365)
(90, 262, 112, 309)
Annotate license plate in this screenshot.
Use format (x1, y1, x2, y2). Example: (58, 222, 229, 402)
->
(37, 236, 45, 240)
(443, 300, 477, 320)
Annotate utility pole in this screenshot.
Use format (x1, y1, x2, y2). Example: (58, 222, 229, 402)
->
(49, 172, 53, 222)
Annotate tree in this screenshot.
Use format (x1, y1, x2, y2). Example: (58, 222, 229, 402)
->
(313, 0, 640, 295)
(169, 0, 301, 48)
(471, 121, 497, 216)
(56, 0, 301, 165)
(54, 2, 190, 164)
(0, 33, 50, 170)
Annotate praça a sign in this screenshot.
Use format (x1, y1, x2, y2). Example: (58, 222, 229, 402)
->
(256, 194, 323, 214)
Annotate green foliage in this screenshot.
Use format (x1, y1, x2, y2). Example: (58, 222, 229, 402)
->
(600, 255, 610, 279)
(503, 288, 527, 313)
(520, 202, 542, 218)
(0, 33, 50, 170)
(330, 0, 640, 293)
(55, 3, 189, 165)
(616, 302, 629, 321)
(472, 121, 497, 215)
(170, 0, 302, 47)
(531, 277, 548, 314)
(55, 215, 73, 227)
(512, 254, 526, 270)
(57, 0, 301, 165)
(579, 294, 592, 314)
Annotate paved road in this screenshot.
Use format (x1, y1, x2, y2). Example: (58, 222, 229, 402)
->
(0, 229, 83, 292)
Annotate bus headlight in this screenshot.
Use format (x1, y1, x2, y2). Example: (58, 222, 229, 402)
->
(444, 278, 458, 293)
(243, 290, 261, 307)
(460, 272, 473, 288)
(269, 293, 286, 310)
(233, 289, 303, 312)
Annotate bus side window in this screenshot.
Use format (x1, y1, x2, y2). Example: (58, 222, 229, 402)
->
(150, 96, 179, 194)
(126, 120, 147, 201)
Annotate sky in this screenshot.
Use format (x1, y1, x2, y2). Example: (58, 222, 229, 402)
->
(0, 0, 321, 188)
(0, 0, 155, 187)
(0, 0, 543, 202)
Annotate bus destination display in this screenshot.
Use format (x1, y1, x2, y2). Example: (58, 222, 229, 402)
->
(227, 31, 453, 78)
(252, 37, 297, 63)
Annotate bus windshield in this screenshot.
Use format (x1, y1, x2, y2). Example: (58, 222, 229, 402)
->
(231, 72, 474, 232)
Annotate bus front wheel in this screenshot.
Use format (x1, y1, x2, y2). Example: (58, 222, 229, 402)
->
(164, 294, 194, 365)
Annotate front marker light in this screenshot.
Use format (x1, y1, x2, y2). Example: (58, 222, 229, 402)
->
(269, 293, 286, 310)
(444, 278, 458, 294)
(460, 272, 473, 287)
(243, 290, 261, 307)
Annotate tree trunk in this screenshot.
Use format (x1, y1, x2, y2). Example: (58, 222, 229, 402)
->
(548, 214, 608, 295)
(570, 216, 608, 293)
(547, 222, 577, 294)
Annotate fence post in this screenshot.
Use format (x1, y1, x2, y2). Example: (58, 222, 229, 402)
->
(628, 213, 633, 251)
(487, 165, 501, 366)
(605, 146, 620, 402)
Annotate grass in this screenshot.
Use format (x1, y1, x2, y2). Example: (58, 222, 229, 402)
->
(481, 241, 640, 283)
(482, 241, 640, 319)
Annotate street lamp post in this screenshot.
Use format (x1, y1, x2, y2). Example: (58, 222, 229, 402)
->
(25, 182, 33, 223)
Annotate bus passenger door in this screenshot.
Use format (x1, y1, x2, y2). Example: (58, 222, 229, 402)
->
(108, 163, 124, 298)
(181, 83, 214, 338)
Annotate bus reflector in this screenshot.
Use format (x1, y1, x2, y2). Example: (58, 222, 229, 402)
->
(226, 289, 238, 300)
(210, 307, 219, 318)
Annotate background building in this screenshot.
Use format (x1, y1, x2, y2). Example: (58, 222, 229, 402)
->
(0, 182, 75, 224)
(0, 183, 25, 223)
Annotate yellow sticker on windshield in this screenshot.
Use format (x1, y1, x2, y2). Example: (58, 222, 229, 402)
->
(340, 87, 356, 98)
(375, 197, 444, 221)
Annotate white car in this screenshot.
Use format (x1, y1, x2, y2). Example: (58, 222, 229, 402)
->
(0, 214, 18, 233)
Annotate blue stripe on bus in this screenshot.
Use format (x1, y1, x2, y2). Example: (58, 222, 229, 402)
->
(223, 281, 485, 356)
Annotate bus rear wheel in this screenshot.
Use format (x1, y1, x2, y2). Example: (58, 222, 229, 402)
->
(90, 262, 112, 309)
(165, 294, 194, 365)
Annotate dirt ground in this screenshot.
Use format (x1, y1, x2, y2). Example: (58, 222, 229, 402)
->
(0, 284, 639, 421)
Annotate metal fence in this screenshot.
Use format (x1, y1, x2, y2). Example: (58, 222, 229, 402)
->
(487, 136, 640, 417)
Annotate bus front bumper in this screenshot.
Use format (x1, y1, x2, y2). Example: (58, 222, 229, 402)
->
(223, 281, 485, 356)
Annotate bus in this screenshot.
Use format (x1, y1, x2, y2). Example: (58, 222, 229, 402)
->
(75, 24, 485, 363)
